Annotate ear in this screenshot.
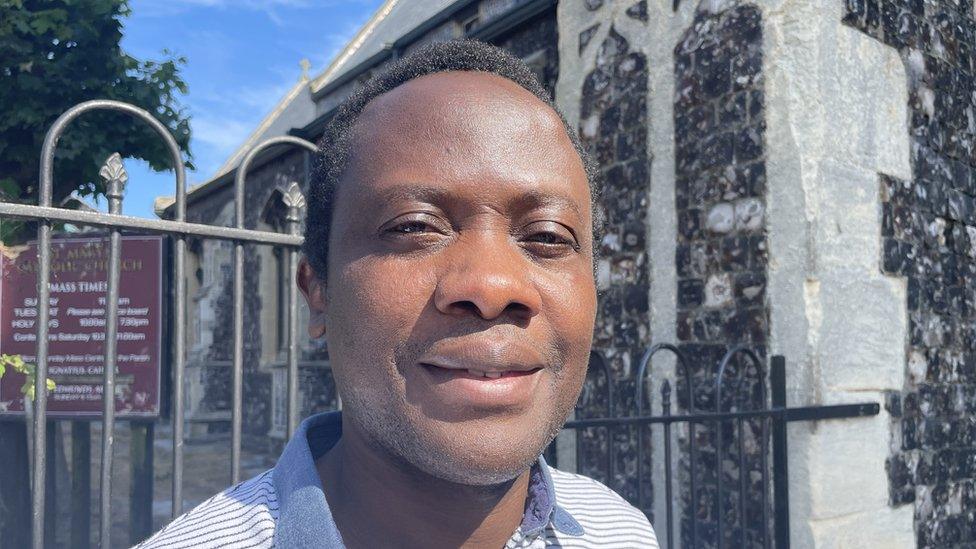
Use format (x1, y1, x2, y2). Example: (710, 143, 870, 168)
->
(297, 256, 327, 339)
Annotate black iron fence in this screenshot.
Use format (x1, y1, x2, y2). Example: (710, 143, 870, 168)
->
(0, 100, 313, 548)
(546, 345, 880, 549)
(0, 101, 882, 548)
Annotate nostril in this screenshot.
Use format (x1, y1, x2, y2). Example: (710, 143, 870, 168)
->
(447, 299, 532, 321)
(504, 302, 532, 318)
(452, 300, 481, 315)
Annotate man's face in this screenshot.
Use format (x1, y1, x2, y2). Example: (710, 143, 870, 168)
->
(303, 71, 597, 485)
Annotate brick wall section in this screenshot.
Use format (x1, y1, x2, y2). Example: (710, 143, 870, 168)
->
(673, 3, 768, 546)
(843, 1, 976, 546)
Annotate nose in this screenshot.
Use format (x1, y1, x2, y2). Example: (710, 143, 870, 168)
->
(433, 232, 542, 323)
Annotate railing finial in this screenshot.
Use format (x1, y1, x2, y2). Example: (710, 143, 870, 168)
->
(100, 152, 127, 210)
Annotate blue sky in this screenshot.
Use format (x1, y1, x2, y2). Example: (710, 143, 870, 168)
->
(117, 0, 384, 218)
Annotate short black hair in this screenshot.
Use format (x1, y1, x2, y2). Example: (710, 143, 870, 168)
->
(304, 39, 602, 278)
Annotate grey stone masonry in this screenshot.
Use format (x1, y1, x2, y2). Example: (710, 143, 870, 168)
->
(575, 19, 653, 509)
(843, 1, 976, 547)
(674, 2, 769, 547)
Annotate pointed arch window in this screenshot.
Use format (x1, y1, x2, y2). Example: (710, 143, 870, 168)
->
(261, 189, 290, 355)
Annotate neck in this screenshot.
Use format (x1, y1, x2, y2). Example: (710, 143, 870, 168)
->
(315, 417, 531, 549)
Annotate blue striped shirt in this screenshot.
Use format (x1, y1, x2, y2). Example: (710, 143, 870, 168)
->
(135, 412, 659, 548)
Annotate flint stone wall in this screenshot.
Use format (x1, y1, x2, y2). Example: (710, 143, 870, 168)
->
(842, 0, 976, 546)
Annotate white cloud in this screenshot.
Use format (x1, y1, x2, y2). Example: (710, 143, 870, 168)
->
(139, 0, 312, 10)
(191, 116, 253, 162)
(192, 80, 293, 114)
(189, 80, 293, 178)
(125, 0, 384, 179)
(236, 81, 295, 110)
(133, 0, 362, 19)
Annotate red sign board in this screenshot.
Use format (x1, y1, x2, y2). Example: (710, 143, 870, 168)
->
(0, 235, 164, 418)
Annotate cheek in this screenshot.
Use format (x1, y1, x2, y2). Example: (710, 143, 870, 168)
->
(325, 257, 435, 364)
(540, 267, 597, 349)
(537, 267, 596, 402)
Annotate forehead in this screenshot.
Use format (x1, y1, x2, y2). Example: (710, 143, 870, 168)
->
(340, 71, 589, 207)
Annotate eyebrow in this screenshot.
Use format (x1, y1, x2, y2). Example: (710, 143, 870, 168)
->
(373, 184, 585, 222)
(372, 185, 451, 206)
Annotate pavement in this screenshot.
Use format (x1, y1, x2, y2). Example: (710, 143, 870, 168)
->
(48, 420, 274, 548)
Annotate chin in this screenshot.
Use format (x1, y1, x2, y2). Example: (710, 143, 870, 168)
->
(404, 440, 540, 487)
(344, 381, 570, 486)
(399, 413, 563, 486)
(360, 411, 551, 486)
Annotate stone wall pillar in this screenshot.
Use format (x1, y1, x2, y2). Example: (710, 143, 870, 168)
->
(762, 0, 915, 546)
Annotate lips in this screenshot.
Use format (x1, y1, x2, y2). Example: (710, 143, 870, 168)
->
(417, 337, 547, 374)
(413, 339, 547, 410)
(420, 363, 541, 380)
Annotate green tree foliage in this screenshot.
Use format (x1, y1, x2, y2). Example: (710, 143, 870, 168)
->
(0, 0, 193, 243)
(0, 354, 55, 400)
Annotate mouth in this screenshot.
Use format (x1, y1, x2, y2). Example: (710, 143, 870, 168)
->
(414, 360, 545, 410)
(419, 363, 542, 380)
(410, 337, 550, 410)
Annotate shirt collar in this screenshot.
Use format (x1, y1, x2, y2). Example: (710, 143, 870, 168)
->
(272, 411, 583, 547)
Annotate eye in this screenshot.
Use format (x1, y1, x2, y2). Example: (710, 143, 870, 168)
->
(379, 213, 449, 240)
(388, 220, 435, 234)
(527, 231, 573, 246)
(522, 222, 581, 255)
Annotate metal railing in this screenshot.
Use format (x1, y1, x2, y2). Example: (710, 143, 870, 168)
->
(0, 100, 314, 548)
(230, 136, 315, 485)
(556, 347, 880, 549)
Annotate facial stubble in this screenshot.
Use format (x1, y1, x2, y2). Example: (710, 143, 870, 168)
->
(337, 340, 582, 488)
